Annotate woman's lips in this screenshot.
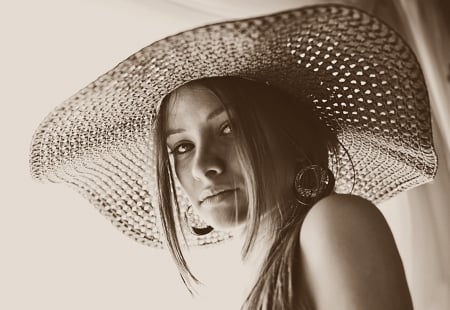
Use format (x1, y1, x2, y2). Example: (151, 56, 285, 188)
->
(200, 189, 237, 206)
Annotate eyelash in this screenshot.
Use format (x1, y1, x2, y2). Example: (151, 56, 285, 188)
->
(169, 141, 193, 155)
(169, 122, 232, 156)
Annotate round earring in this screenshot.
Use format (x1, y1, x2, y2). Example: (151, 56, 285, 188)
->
(294, 165, 335, 206)
(184, 205, 214, 236)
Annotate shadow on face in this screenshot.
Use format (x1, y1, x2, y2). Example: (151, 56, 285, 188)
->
(157, 77, 337, 231)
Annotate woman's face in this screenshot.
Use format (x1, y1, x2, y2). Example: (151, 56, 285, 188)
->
(165, 83, 248, 229)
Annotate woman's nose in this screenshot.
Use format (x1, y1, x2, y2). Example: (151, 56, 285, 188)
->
(191, 144, 224, 181)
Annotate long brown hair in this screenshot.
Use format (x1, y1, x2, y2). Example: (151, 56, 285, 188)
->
(153, 77, 339, 309)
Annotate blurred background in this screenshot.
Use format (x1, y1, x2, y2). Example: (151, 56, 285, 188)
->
(1, 0, 448, 309)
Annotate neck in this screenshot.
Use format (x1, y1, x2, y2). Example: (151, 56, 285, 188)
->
(187, 204, 302, 306)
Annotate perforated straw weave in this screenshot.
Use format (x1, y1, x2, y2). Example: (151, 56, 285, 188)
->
(30, 5, 437, 248)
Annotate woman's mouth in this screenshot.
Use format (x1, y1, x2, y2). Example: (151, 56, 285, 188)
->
(200, 189, 237, 206)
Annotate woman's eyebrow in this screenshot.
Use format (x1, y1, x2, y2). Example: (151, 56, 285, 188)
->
(206, 106, 225, 121)
(166, 128, 185, 137)
(166, 106, 226, 138)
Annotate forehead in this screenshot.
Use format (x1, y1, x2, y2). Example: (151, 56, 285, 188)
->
(165, 83, 226, 130)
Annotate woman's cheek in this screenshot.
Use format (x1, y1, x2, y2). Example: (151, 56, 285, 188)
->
(174, 160, 196, 199)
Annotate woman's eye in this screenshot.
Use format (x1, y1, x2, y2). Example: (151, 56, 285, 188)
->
(221, 123, 232, 135)
(170, 143, 193, 155)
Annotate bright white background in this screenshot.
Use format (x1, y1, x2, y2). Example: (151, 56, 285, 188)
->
(1, 0, 448, 309)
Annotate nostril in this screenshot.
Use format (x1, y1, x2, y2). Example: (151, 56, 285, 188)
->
(205, 168, 220, 178)
(190, 141, 227, 181)
(192, 155, 225, 181)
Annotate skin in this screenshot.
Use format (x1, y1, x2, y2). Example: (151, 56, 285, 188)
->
(300, 194, 414, 309)
(165, 83, 248, 229)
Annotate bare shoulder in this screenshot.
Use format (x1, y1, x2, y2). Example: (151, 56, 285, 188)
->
(300, 193, 384, 241)
(299, 194, 413, 310)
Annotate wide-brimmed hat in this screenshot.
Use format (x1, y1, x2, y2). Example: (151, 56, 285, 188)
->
(30, 4, 437, 249)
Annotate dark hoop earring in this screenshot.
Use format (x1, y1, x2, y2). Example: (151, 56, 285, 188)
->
(184, 205, 214, 236)
(294, 165, 335, 206)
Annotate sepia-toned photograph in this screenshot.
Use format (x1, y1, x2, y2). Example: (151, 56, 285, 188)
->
(2, 0, 449, 309)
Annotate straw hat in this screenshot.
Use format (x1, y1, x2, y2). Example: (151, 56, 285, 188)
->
(30, 4, 437, 248)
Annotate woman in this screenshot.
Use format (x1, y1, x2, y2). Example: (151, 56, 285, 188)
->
(30, 4, 437, 310)
(155, 76, 413, 309)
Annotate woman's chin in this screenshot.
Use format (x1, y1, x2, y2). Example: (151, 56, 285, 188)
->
(199, 204, 248, 230)
(194, 189, 248, 230)
(211, 217, 247, 230)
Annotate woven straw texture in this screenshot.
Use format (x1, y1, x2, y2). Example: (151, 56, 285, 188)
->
(30, 5, 437, 248)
